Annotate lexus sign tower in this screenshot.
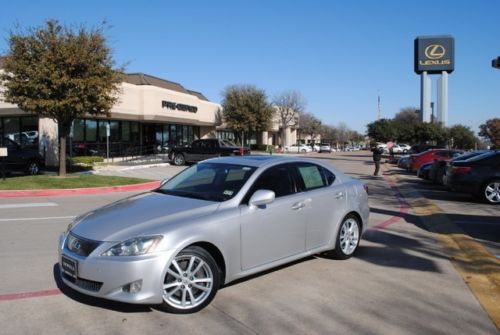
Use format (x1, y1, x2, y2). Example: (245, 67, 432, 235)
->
(414, 35, 455, 126)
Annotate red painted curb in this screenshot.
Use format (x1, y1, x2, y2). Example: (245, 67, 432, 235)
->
(372, 172, 410, 230)
(0, 181, 161, 198)
(0, 289, 61, 302)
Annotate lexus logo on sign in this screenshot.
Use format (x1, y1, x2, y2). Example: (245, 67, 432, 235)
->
(424, 44, 446, 60)
(414, 36, 454, 74)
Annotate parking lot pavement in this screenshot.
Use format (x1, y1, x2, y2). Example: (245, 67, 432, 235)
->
(0, 152, 498, 334)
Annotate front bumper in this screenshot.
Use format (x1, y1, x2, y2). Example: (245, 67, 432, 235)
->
(58, 233, 176, 304)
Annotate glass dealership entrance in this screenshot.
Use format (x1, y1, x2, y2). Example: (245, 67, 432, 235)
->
(70, 118, 200, 157)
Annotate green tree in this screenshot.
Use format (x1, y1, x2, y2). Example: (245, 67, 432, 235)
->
(479, 118, 500, 147)
(394, 107, 420, 125)
(0, 20, 122, 176)
(221, 85, 273, 143)
(447, 124, 477, 149)
(366, 119, 397, 143)
(415, 122, 447, 145)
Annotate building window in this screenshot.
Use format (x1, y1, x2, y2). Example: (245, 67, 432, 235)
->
(121, 121, 130, 141)
(73, 119, 85, 141)
(86, 120, 97, 142)
(130, 122, 139, 143)
(110, 121, 120, 141)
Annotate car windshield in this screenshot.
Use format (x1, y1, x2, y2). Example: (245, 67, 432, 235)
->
(156, 163, 257, 202)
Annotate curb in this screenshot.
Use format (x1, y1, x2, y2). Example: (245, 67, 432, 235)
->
(92, 162, 171, 173)
(0, 181, 161, 198)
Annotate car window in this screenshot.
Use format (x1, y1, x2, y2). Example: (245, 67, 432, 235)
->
(295, 163, 334, 191)
(245, 164, 297, 201)
(158, 163, 257, 202)
(191, 141, 201, 149)
(298, 165, 325, 189)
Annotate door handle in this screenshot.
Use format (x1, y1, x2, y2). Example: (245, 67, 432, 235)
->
(334, 192, 344, 199)
(291, 202, 305, 210)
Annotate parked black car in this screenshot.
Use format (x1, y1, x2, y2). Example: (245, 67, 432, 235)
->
(168, 139, 251, 166)
(444, 151, 500, 204)
(429, 150, 488, 185)
(0, 137, 44, 175)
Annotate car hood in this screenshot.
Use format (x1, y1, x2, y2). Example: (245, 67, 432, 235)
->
(71, 192, 219, 242)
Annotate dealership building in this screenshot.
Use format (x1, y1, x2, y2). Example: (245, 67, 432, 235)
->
(1, 61, 298, 165)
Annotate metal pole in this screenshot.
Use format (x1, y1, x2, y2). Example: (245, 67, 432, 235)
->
(437, 71, 448, 127)
(420, 71, 432, 123)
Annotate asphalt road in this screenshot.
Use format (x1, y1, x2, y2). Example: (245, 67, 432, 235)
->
(0, 151, 497, 334)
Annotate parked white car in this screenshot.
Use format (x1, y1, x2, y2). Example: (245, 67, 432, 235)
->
(391, 144, 411, 154)
(319, 143, 332, 153)
(285, 144, 313, 153)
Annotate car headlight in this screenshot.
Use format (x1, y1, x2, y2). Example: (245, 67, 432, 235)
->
(101, 236, 163, 256)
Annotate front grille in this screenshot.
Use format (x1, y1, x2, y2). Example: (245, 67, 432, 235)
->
(63, 273, 103, 292)
(65, 233, 101, 257)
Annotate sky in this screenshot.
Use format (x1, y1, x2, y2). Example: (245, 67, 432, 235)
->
(0, 0, 498, 134)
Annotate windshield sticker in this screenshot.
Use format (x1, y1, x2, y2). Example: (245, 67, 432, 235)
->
(223, 190, 234, 197)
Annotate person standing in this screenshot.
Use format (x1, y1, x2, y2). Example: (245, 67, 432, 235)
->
(372, 145, 384, 176)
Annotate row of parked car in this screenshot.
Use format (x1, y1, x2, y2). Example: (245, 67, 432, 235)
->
(396, 147, 500, 204)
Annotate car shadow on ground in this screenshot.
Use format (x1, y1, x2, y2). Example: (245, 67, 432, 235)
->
(53, 264, 154, 313)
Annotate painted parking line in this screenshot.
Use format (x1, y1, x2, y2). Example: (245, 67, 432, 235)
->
(0, 289, 61, 302)
(0, 216, 75, 222)
(0, 202, 58, 209)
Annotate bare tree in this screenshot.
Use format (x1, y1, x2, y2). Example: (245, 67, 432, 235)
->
(299, 112, 322, 143)
(273, 90, 306, 144)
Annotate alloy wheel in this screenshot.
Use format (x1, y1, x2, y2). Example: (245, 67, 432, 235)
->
(163, 254, 214, 310)
(484, 181, 500, 204)
(339, 218, 360, 255)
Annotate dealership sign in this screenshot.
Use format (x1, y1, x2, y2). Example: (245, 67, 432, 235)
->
(161, 100, 198, 113)
(414, 36, 454, 74)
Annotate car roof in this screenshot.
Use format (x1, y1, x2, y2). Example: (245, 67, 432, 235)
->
(201, 155, 328, 169)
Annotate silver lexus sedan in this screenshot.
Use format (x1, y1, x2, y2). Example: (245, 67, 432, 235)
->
(58, 156, 370, 313)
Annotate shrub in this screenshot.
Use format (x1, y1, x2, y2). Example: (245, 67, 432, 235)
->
(71, 156, 104, 165)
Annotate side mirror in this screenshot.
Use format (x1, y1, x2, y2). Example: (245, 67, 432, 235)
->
(249, 189, 275, 208)
(160, 178, 169, 187)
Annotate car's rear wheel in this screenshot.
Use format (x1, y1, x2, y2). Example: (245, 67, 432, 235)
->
(482, 179, 500, 204)
(331, 214, 361, 259)
(173, 154, 185, 166)
(160, 246, 220, 314)
(25, 161, 40, 175)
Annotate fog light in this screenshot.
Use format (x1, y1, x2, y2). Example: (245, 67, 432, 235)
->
(123, 280, 142, 293)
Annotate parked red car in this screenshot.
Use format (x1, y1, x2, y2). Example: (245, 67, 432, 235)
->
(410, 149, 463, 172)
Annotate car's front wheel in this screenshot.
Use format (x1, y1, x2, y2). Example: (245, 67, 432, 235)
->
(173, 154, 185, 166)
(330, 214, 361, 259)
(160, 246, 220, 314)
(482, 179, 500, 204)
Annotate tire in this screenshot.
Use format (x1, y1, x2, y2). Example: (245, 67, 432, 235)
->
(159, 246, 220, 314)
(330, 214, 361, 260)
(173, 153, 185, 166)
(25, 161, 40, 175)
(482, 179, 500, 204)
(301, 149, 306, 153)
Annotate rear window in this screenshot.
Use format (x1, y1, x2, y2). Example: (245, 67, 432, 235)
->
(463, 151, 498, 162)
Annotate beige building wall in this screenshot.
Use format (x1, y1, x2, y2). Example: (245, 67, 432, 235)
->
(113, 83, 220, 126)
